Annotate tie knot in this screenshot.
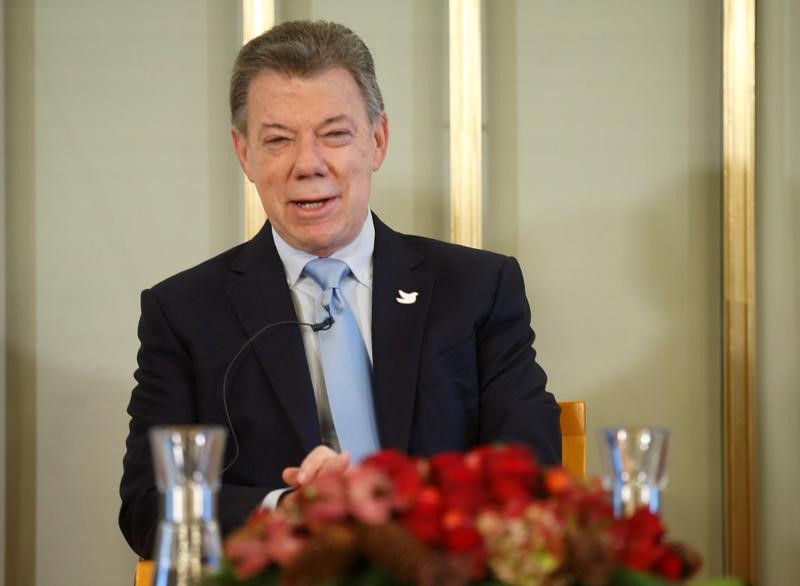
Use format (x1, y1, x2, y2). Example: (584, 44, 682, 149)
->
(303, 258, 351, 292)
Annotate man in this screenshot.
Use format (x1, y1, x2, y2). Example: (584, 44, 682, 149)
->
(120, 20, 560, 559)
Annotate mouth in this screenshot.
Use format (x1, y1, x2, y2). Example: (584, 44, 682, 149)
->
(296, 200, 326, 210)
(292, 196, 336, 211)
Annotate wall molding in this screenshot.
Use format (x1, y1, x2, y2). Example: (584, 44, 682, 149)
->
(722, 0, 757, 582)
(242, 0, 274, 241)
(448, 0, 482, 248)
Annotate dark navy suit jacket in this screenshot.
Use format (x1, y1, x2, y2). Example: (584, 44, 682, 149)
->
(119, 215, 561, 558)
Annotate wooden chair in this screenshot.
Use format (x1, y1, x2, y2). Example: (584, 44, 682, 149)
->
(559, 400, 587, 478)
(134, 560, 153, 586)
(135, 401, 587, 584)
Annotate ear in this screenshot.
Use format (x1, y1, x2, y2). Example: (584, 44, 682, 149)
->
(371, 112, 389, 172)
(231, 128, 253, 181)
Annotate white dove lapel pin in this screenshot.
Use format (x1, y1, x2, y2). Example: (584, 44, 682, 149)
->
(396, 290, 419, 305)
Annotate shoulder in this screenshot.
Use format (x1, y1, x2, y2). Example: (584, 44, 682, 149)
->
(402, 233, 510, 267)
(148, 241, 248, 297)
(398, 234, 521, 291)
(373, 215, 523, 294)
(146, 223, 278, 297)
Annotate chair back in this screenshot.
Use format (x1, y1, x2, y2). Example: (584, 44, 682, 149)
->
(134, 560, 153, 586)
(559, 400, 587, 478)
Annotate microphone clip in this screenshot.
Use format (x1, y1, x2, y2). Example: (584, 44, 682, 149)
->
(312, 305, 335, 331)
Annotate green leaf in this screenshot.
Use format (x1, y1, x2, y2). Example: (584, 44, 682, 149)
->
(601, 567, 671, 586)
(202, 563, 280, 586)
(686, 578, 745, 586)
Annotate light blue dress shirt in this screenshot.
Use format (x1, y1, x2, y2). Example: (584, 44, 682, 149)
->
(272, 211, 375, 450)
(262, 212, 375, 509)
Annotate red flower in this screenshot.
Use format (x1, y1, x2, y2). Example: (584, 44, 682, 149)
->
(430, 452, 486, 513)
(361, 449, 423, 511)
(654, 547, 683, 581)
(612, 508, 667, 571)
(543, 467, 573, 496)
(441, 509, 487, 580)
(479, 445, 538, 514)
(401, 485, 443, 546)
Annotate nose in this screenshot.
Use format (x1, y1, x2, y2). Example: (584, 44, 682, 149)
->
(292, 134, 327, 179)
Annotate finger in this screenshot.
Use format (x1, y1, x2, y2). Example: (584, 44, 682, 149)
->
(296, 445, 342, 485)
(282, 466, 301, 487)
(316, 452, 349, 478)
(277, 490, 297, 509)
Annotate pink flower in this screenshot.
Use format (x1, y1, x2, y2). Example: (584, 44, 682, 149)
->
(297, 472, 349, 532)
(225, 538, 272, 579)
(347, 465, 394, 525)
(263, 517, 307, 566)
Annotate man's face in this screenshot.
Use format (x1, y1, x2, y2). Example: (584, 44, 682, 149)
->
(232, 67, 388, 257)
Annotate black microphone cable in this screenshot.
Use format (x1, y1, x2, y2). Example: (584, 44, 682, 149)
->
(221, 306, 333, 473)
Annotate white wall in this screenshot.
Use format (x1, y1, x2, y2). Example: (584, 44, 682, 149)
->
(4, 1, 242, 583)
(757, 1, 800, 584)
(485, 1, 724, 574)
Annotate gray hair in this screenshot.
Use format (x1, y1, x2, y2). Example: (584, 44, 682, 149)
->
(230, 20, 384, 135)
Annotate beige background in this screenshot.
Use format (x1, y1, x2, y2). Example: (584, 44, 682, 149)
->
(484, 0, 724, 573)
(3, 1, 798, 584)
(756, 1, 800, 585)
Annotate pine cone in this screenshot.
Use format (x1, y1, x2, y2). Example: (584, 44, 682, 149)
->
(280, 522, 358, 586)
(564, 527, 616, 586)
(356, 522, 471, 586)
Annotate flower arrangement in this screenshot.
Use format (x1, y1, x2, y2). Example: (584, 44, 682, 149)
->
(207, 445, 702, 586)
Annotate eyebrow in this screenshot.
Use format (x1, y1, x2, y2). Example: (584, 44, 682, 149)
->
(317, 115, 354, 128)
(258, 122, 290, 132)
(257, 115, 355, 133)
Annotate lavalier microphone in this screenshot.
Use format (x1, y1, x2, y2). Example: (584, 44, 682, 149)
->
(221, 306, 334, 473)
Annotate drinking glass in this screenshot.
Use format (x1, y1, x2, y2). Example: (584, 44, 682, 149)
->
(150, 425, 226, 586)
(600, 426, 669, 518)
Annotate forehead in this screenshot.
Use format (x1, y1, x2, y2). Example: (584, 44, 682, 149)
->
(246, 67, 369, 124)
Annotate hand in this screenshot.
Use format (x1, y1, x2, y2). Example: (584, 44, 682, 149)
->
(281, 445, 350, 489)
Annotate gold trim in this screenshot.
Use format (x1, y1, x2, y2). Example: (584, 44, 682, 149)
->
(5, 1, 38, 583)
(723, 0, 757, 581)
(242, 0, 275, 241)
(448, 0, 482, 248)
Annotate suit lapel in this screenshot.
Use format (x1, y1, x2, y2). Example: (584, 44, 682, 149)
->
(371, 216, 433, 451)
(223, 224, 321, 453)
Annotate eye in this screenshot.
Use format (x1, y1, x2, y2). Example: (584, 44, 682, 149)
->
(323, 129, 352, 144)
(263, 136, 289, 147)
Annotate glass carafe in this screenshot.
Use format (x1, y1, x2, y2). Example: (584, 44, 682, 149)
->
(601, 426, 669, 518)
(150, 425, 226, 586)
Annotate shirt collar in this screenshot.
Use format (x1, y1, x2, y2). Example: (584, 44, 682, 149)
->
(272, 211, 375, 289)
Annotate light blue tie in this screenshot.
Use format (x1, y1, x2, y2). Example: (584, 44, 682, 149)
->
(303, 258, 380, 464)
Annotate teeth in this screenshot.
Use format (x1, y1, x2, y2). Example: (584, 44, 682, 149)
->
(297, 201, 324, 210)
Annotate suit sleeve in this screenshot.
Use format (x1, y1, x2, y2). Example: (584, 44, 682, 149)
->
(119, 289, 276, 559)
(475, 256, 562, 465)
